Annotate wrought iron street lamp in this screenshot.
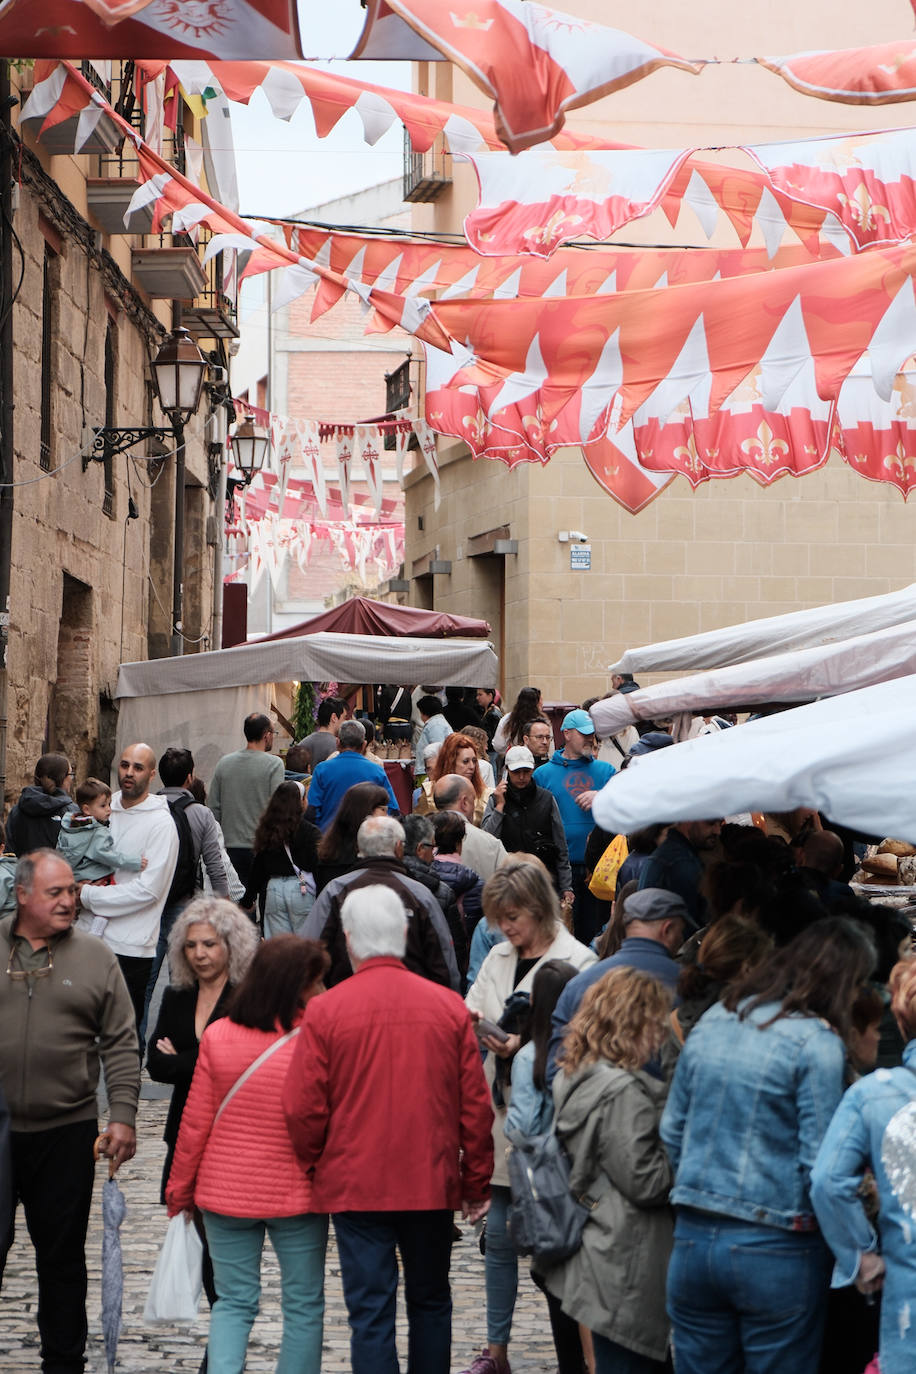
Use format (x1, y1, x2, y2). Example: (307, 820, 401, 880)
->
(85, 326, 209, 657)
(229, 417, 270, 482)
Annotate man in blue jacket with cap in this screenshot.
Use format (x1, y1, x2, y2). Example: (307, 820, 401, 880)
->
(534, 709, 615, 940)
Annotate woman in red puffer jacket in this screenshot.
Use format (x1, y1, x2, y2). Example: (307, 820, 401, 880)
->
(166, 935, 329, 1374)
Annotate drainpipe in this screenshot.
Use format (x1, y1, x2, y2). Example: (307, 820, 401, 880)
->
(0, 63, 16, 802)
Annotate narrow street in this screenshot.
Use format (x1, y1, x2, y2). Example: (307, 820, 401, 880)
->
(2, 1086, 558, 1373)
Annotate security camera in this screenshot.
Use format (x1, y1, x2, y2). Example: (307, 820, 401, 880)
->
(569, 530, 589, 543)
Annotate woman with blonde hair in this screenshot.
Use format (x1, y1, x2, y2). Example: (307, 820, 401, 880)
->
(812, 957, 916, 1374)
(547, 967, 675, 1373)
(461, 860, 595, 1374)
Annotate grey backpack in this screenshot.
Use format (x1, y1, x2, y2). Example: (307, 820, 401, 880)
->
(505, 1121, 596, 1270)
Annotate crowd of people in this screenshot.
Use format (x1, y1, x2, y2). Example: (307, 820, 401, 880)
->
(0, 679, 914, 1374)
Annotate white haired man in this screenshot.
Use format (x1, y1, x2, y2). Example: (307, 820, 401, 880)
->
(284, 884, 493, 1374)
(300, 815, 460, 990)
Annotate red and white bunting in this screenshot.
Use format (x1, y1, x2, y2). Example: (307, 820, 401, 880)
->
(356, 425, 386, 514)
(464, 148, 693, 258)
(0, 0, 303, 59)
(747, 127, 916, 251)
(411, 418, 442, 510)
(835, 362, 916, 498)
(335, 434, 354, 511)
(758, 42, 916, 105)
(365, 0, 703, 152)
(144, 57, 611, 162)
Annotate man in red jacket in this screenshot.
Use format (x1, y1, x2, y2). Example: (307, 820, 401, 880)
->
(283, 884, 493, 1374)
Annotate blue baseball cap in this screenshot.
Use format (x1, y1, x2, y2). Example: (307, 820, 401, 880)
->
(561, 709, 595, 735)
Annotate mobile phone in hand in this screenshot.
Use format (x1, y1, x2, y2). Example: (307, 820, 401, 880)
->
(475, 1017, 509, 1043)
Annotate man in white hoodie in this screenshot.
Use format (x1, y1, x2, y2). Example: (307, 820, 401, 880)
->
(78, 743, 179, 1036)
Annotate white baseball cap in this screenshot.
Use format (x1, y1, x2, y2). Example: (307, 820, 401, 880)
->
(505, 745, 536, 771)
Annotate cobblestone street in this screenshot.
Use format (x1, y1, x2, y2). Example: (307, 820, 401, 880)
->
(2, 1087, 558, 1374)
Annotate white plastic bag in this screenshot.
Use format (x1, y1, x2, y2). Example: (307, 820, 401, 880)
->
(143, 1214, 204, 1324)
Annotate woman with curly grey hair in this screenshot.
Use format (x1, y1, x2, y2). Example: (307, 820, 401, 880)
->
(147, 896, 259, 1204)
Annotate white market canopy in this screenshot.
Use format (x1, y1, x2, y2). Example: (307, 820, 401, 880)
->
(610, 582, 916, 677)
(114, 631, 497, 786)
(591, 673, 916, 843)
(592, 619, 916, 735)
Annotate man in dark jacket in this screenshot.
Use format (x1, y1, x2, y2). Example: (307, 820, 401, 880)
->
(300, 816, 460, 990)
(6, 754, 78, 856)
(402, 815, 469, 979)
(546, 887, 689, 1083)
(480, 746, 573, 903)
(638, 818, 722, 929)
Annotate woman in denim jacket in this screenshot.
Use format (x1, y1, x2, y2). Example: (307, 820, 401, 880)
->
(660, 918, 876, 1374)
(811, 959, 916, 1374)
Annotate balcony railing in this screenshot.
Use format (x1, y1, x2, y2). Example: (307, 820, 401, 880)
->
(403, 129, 451, 203)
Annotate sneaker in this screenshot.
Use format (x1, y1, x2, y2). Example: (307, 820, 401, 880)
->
(459, 1353, 511, 1374)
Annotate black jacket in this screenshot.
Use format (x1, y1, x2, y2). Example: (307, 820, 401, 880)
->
(403, 855, 470, 978)
(481, 782, 572, 892)
(6, 786, 78, 856)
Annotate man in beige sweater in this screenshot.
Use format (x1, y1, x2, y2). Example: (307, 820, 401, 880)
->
(0, 850, 139, 1372)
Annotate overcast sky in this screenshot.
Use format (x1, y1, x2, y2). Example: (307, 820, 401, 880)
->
(229, 5, 410, 218)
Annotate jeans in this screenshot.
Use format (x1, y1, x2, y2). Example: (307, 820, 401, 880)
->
(201, 1211, 328, 1374)
(484, 1185, 518, 1346)
(140, 896, 189, 1044)
(666, 1209, 832, 1374)
(262, 875, 315, 939)
(333, 1209, 453, 1374)
(0, 1119, 98, 1373)
(593, 1332, 670, 1374)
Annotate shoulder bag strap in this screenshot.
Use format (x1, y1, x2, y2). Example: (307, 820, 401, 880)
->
(213, 1028, 299, 1126)
(284, 843, 317, 896)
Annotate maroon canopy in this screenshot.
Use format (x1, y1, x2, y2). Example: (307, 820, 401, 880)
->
(251, 596, 490, 642)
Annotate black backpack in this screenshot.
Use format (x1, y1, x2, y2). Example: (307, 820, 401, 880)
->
(165, 793, 201, 904)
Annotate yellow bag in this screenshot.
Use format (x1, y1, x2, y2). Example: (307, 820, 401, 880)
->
(588, 833, 628, 900)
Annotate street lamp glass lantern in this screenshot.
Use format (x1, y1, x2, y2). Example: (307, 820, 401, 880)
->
(230, 417, 270, 480)
(151, 327, 208, 423)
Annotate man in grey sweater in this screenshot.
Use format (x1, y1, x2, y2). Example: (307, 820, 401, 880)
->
(207, 712, 284, 885)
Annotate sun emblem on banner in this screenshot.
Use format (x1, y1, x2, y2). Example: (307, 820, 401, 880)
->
(157, 1, 231, 39)
(529, 3, 590, 31)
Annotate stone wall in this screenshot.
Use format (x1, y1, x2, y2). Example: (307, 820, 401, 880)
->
(3, 179, 214, 802)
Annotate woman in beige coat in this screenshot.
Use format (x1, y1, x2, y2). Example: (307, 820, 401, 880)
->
(462, 860, 595, 1374)
(548, 966, 675, 1373)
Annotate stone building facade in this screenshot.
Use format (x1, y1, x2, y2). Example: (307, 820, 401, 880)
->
(1, 66, 224, 805)
(402, 0, 916, 703)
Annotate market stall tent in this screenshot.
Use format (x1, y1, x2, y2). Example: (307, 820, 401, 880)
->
(250, 596, 490, 642)
(592, 618, 916, 735)
(591, 673, 916, 843)
(114, 631, 498, 786)
(610, 583, 916, 677)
